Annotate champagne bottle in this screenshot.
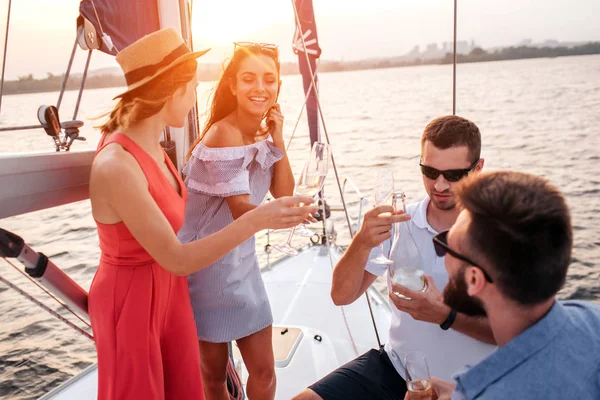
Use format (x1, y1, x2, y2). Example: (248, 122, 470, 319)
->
(389, 191, 427, 298)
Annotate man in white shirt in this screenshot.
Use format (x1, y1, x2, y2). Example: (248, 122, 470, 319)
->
(294, 115, 496, 400)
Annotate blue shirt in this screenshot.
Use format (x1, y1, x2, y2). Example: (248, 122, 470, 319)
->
(451, 301, 600, 400)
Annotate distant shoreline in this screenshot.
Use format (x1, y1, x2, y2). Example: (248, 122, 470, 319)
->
(3, 42, 599, 96)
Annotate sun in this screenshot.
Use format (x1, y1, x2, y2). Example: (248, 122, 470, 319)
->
(191, 0, 290, 48)
(192, 5, 250, 47)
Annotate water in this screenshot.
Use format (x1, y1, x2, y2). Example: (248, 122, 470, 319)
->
(1, 55, 599, 398)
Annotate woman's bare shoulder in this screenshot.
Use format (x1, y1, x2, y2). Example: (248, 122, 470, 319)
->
(202, 118, 244, 149)
(91, 144, 145, 190)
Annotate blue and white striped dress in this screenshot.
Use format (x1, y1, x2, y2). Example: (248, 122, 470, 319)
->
(177, 138, 283, 343)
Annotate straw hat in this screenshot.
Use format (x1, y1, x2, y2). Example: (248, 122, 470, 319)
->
(113, 28, 210, 99)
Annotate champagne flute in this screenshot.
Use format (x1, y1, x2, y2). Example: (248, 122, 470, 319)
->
(404, 351, 433, 400)
(370, 171, 395, 264)
(273, 142, 330, 256)
(294, 177, 321, 238)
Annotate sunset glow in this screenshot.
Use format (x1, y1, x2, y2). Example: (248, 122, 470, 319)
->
(191, 1, 290, 47)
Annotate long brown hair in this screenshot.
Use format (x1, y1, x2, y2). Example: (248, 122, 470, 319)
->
(187, 46, 281, 159)
(98, 59, 198, 134)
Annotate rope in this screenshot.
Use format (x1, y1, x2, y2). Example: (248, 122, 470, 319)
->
(57, 37, 79, 111)
(0, 260, 93, 340)
(364, 278, 382, 347)
(322, 205, 359, 357)
(88, 0, 119, 53)
(72, 50, 93, 121)
(285, 65, 318, 152)
(291, 0, 382, 348)
(264, 226, 272, 270)
(1, 257, 92, 330)
(290, 1, 354, 252)
(263, 71, 318, 258)
(226, 343, 244, 400)
(0, 124, 44, 132)
(89, 0, 105, 35)
(0, 0, 13, 115)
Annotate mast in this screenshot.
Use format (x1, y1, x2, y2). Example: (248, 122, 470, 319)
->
(156, 0, 198, 168)
(293, 0, 322, 145)
(452, 0, 457, 115)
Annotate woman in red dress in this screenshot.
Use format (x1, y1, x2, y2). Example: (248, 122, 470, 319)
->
(88, 28, 316, 400)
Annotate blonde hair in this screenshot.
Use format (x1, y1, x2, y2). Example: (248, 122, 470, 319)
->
(98, 59, 198, 133)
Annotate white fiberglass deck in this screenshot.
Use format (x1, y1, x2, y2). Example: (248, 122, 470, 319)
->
(41, 245, 391, 399)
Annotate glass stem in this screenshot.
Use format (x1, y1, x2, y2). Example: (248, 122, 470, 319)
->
(379, 242, 386, 258)
(285, 225, 297, 245)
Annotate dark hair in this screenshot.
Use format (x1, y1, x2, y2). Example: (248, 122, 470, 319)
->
(421, 115, 481, 163)
(455, 171, 572, 305)
(187, 45, 281, 159)
(98, 59, 198, 134)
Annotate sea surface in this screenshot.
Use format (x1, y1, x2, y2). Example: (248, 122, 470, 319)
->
(1, 55, 599, 399)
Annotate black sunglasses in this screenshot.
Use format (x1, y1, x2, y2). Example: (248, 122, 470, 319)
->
(419, 158, 479, 182)
(433, 230, 493, 283)
(233, 41, 279, 55)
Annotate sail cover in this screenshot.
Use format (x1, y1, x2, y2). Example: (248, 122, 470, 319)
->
(293, 0, 322, 145)
(79, 0, 160, 55)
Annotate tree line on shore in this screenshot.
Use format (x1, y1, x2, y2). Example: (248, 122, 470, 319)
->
(3, 42, 599, 95)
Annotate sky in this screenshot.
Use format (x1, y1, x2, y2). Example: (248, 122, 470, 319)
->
(0, 0, 599, 80)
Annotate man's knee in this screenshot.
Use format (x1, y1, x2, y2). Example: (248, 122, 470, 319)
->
(292, 388, 323, 400)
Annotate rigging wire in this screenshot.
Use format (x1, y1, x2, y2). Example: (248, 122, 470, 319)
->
(263, 64, 318, 257)
(88, 0, 119, 53)
(290, 0, 355, 247)
(0, 256, 92, 331)
(57, 38, 80, 111)
(290, 0, 382, 349)
(452, 0, 457, 115)
(72, 50, 93, 121)
(0, 14, 90, 131)
(286, 65, 317, 152)
(322, 208, 360, 357)
(0, 0, 13, 115)
(0, 258, 93, 340)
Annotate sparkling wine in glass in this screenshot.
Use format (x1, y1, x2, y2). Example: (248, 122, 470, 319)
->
(404, 351, 433, 400)
(370, 171, 395, 264)
(273, 142, 330, 256)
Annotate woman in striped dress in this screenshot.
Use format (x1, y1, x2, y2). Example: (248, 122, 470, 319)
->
(177, 43, 293, 399)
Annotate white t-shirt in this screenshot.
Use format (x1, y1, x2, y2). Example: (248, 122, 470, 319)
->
(365, 197, 496, 381)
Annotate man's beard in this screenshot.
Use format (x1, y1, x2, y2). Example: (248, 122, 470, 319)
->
(443, 267, 487, 317)
(430, 192, 456, 211)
